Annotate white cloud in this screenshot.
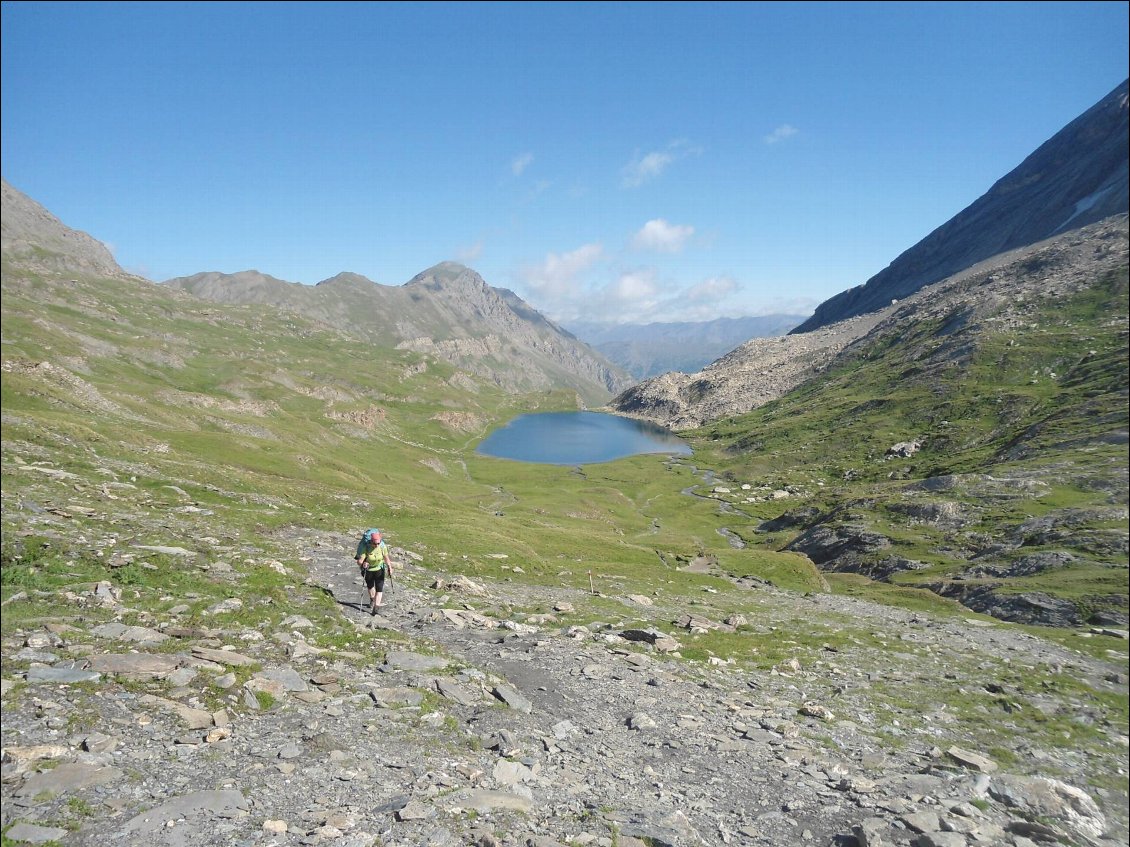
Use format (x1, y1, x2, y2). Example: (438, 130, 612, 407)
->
(686, 275, 738, 303)
(457, 241, 484, 263)
(609, 268, 660, 303)
(621, 139, 702, 188)
(622, 151, 675, 188)
(764, 124, 798, 145)
(631, 219, 695, 253)
(520, 243, 604, 300)
(511, 152, 534, 176)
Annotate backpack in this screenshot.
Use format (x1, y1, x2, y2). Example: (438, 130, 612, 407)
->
(361, 528, 382, 546)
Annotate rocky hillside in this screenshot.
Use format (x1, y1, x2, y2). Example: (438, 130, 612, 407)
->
(608, 216, 1129, 433)
(0, 178, 132, 279)
(2, 179, 1127, 847)
(794, 78, 1129, 333)
(567, 315, 807, 379)
(606, 309, 891, 430)
(676, 214, 1128, 634)
(165, 262, 632, 404)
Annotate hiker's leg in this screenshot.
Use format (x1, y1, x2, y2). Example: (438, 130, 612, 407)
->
(365, 572, 378, 610)
(373, 572, 386, 608)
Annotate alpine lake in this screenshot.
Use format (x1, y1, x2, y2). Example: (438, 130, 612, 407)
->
(475, 411, 691, 465)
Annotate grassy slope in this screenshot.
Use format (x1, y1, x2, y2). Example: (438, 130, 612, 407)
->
(689, 265, 1129, 621)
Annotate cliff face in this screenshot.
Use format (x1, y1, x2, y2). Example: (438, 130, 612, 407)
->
(794, 78, 1129, 334)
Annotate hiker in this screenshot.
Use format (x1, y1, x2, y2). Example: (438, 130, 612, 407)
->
(355, 528, 394, 615)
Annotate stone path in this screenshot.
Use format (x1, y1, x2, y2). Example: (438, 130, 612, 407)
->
(1, 528, 1126, 847)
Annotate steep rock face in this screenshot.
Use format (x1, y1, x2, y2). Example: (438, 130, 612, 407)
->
(1, 178, 127, 279)
(794, 78, 1129, 333)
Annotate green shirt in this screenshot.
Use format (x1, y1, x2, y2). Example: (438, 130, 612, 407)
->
(357, 539, 389, 570)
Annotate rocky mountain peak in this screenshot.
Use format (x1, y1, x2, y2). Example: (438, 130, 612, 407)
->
(405, 261, 486, 293)
(314, 271, 376, 288)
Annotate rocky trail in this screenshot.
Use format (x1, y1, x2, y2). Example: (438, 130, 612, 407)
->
(2, 525, 1127, 847)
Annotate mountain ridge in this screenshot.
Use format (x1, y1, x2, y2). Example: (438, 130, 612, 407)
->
(162, 263, 632, 403)
(608, 215, 1128, 430)
(0, 177, 630, 404)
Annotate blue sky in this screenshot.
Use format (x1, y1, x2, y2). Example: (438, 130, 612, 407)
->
(2, 1, 1127, 325)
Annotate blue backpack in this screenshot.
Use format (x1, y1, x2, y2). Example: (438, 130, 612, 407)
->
(356, 528, 384, 561)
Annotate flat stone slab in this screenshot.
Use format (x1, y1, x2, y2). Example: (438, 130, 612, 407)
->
(492, 684, 533, 714)
(91, 622, 169, 645)
(25, 665, 102, 684)
(383, 650, 451, 671)
(435, 677, 479, 705)
(445, 788, 533, 814)
(255, 665, 309, 692)
(86, 653, 181, 679)
(122, 789, 248, 836)
(133, 545, 198, 557)
(14, 762, 123, 799)
(140, 695, 215, 729)
(3, 822, 69, 843)
(191, 646, 257, 667)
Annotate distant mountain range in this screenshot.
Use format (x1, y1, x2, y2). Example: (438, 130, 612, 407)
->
(794, 77, 1129, 333)
(564, 315, 806, 379)
(163, 263, 633, 403)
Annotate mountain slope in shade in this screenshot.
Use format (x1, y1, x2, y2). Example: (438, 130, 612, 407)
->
(794, 78, 1129, 333)
(1, 178, 129, 279)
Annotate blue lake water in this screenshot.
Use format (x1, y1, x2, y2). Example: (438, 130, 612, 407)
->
(476, 411, 691, 465)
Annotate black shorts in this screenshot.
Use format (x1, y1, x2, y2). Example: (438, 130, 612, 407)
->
(363, 567, 386, 592)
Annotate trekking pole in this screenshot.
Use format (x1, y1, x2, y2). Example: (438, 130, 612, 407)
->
(359, 562, 369, 612)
